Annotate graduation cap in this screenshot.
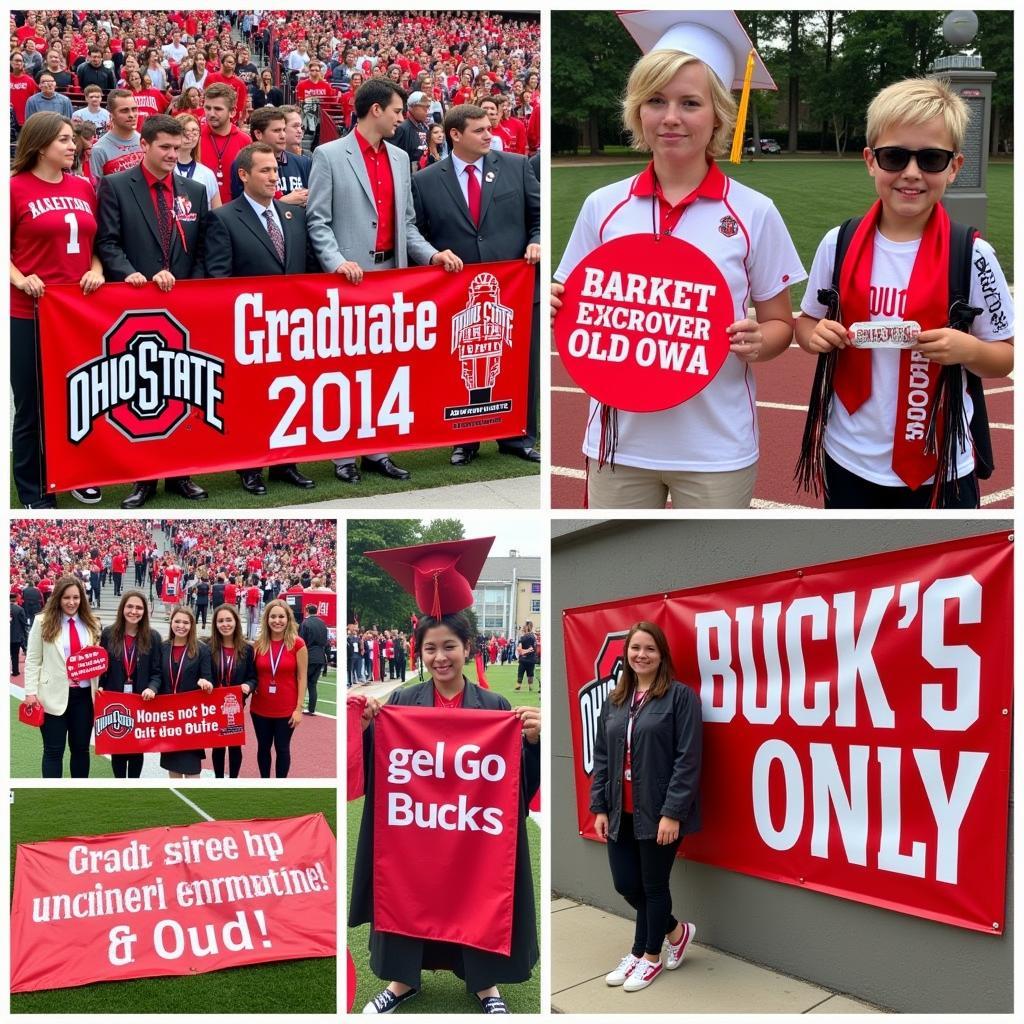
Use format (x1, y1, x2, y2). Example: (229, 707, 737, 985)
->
(617, 10, 776, 163)
(365, 537, 495, 619)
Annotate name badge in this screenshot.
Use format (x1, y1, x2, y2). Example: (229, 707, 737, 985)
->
(624, 768, 632, 781)
(849, 319, 921, 348)
(123, 684, 133, 694)
(268, 685, 277, 694)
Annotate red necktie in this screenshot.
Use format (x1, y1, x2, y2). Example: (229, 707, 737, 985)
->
(68, 617, 82, 655)
(465, 163, 481, 225)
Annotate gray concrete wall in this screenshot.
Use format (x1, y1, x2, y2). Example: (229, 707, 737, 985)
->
(551, 519, 1013, 1013)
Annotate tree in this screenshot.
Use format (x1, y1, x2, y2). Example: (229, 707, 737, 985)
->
(346, 519, 420, 630)
(972, 10, 1013, 155)
(417, 519, 465, 544)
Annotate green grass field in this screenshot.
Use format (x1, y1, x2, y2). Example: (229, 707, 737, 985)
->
(346, 803, 540, 1014)
(10, 788, 337, 1014)
(553, 159, 1014, 284)
(14, 447, 540, 511)
(10, 667, 337, 778)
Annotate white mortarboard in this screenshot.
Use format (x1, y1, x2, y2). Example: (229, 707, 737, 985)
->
(617, 10, 776, 92)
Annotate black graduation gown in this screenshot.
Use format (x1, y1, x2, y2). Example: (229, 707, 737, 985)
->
(348, 679, 540, 991)
(157, 641, 213, 774)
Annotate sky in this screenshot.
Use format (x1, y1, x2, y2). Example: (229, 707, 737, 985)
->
(445, 513, 545, 559)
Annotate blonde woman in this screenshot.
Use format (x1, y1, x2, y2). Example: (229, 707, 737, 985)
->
(173, 112, 221, 208)
(250, 599, 307, 777)
(23, 575, 101, 777)
(552, 15, 806, 509)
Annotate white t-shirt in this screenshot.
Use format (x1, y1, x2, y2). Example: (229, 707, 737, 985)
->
(800, 228, 1014, 485)
(72, 106, 111, 131)
(174, 161, 220, 207)
(555, 168, 806, 472)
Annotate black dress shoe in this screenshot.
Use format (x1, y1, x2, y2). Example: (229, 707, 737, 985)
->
(166, 477, 208, 500)
(269, 464, 315, 489)
(450, 445, 477, 466)
(362, 457, 411, 480)
(121, 481, 158, 509)
(498, 446, 542, 463)
(335, 463, 361, 483)
(239, 471, 267, 495)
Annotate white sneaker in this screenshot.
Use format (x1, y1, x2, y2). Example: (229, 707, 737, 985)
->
(604, 952, 641, 986)
(71, 487, 102, 504)
(665, 922, 696, 969)
(622, 957, 664, 992)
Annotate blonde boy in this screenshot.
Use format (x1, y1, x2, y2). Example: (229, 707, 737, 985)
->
(796, 77, 1013, 509)
(72, 84, 111, 131)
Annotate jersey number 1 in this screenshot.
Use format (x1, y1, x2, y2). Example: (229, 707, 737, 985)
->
(64, 212, 80, 255)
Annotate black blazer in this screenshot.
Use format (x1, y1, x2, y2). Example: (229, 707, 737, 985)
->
(590, 681, 702, 843)
(96, 166, 207, 281)
(411, 151, 540, 272)
(203, 197, 315, 277)
(98, 626, 163, 695)
(299, 614, 330, 667)
(204, 639, 257, 692)
(158, 641, 213, 695)
(10, 604, 28, 646)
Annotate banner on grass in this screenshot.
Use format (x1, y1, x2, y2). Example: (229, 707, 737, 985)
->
(564, 532, 1012, 933)
(373, 706, 521, 953)
(10, 812, 336, 992)
(38, 262, 533, 491)
(93, 687, 247, 755)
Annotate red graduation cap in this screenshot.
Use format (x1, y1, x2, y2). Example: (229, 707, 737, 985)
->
(365, 537, 494, 619)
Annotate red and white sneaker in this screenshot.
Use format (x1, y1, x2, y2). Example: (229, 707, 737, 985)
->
(665, 922, 696, 969)
(622, 957, 664, 992)
(604, 953, 641, 986)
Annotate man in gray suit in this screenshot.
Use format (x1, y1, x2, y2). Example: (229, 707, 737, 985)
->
(307, 79, 463, 484)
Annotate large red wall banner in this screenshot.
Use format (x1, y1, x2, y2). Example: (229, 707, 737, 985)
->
(563, 532, 1012, 933)
(11, 813, 336, 992)
(38, 261, 532, 491)
(93, 687, 247, 755)
(373, 706, 522, 954)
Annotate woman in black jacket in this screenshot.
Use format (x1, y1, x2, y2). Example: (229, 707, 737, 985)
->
(205, 603, 256, 779)
(98, 590, 163, 778)
(590, 621, 702, 993)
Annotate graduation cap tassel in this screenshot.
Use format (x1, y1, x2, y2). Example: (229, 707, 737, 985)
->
(597, 404, 619, 470)
(925, 365, 969, 509)
(729, 49, 756, 165)
(795, 288, 841, 497)
(430, 572, 443, 620)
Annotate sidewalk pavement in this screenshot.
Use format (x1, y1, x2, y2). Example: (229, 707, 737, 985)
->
(343, 673, 418, 702)
(552, 898, 887, 1014)
(295, 474, 539, 509)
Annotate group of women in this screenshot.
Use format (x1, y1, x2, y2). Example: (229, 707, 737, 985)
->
(22, 575, 309, 779)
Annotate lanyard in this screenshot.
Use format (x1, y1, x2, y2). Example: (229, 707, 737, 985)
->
(122, 635, 137, 680)
(219, 647, 235, 683)
(176, 160, 197, 179)
(268, 639, 285, 682)
(168, 645, 187, 693)
(625, 687, 650, 760)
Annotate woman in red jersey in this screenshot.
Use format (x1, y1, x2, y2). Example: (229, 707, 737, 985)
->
(10, 112, 104, 508)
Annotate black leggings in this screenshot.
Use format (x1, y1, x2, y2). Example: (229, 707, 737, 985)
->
(11, 316, 46, 506)
(606, 813, 681, 957)
(211, 746, 243, 778)
(111, 753, 144, 778)
(40, 686, 94, 778)
(823, 453, 980, 509)
(251, 712, 293, 778)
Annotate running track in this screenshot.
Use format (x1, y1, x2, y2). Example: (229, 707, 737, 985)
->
(551, 344, 1014, 509)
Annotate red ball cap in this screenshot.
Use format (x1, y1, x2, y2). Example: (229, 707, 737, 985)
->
(364, 536, 495, 618)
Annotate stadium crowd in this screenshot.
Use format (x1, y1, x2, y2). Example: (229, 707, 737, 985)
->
(10, 9, 542, 509)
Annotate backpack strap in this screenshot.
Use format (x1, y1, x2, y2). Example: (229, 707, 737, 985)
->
(797, 217, 859, 495)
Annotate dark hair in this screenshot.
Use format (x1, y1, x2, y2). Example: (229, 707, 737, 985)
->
(106, 88, 133, 112)
(443, 102, 488, 146)
(141, 114, 182, 143)
(111, 590, 153, 655)
(249, 105, 285, 137)
(609, 621, 676, 706)
(236, 141, 275, 173)
(38, 71, 56, 83)
(414, 612, 473, 651)
(305, 604, 318, 614)
(355, 78, 404, 120)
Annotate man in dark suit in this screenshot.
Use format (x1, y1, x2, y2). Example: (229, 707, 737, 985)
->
(20, 579, 43, 633)
(95, 113, 210, 510)
(204, 141, 317, 496)
(298, 604, 330, 715)
(412, 103, 542, 467)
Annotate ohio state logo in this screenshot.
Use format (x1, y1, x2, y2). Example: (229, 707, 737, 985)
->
(577, 632, 627, 775)
(220, 692, 244, 735)
(94, 704, 135, 739)
(444, 272, 515, 421)
(66, 310, 225, 443)
(718, 215, 739, 238)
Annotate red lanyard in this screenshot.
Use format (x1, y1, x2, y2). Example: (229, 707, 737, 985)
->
(169, 645, 187, 693)
(625, 688, 650, 763)
(268, 640, 285, 682)
(122, 635, 137, 680)
(219, 646, 235, 684)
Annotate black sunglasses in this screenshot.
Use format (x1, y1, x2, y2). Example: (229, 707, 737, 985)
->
(872, 146, 956, 173)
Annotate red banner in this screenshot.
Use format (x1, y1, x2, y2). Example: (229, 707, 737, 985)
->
(563, 533, 1012, 933)
(373, 706, 521, 953)
(93, 687, 247, 755)
(11, 813, 336, 992)
(38, 262, 533, 491)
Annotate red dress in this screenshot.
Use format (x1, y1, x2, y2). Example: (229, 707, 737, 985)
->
(251, 636, 306, 718)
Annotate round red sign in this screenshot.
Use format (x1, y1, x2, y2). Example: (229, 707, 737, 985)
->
(66, 645, 110, 683)
(554, 234, 734, 412)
